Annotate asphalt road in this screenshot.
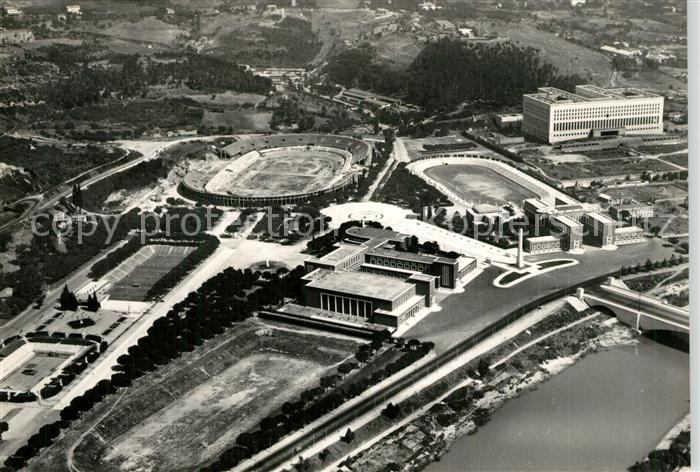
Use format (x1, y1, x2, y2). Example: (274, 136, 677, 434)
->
(238, 238, 674, 471)
(405, 238, 676, 352)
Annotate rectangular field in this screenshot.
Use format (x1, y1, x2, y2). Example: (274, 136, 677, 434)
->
(602, 184, 687, 203)
(533, 158, 676, 180)
(425, 164, 539, 204)
(1, 352, 69, 391)
(32, 319, 361, 472)
(107, 245, 195, 301)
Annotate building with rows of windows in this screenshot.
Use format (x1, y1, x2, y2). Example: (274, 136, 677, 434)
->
(300, 226, 477, 327)
(522, 85, 664, 144)
(522, 197, 646, 254)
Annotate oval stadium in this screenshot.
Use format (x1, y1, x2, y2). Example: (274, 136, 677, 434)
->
(178, 134, 372, 206)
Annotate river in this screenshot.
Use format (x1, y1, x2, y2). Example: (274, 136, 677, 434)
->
(426, 339, 689, 472)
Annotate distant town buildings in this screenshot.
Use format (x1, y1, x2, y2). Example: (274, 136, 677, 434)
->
(608, 202, 656, 220)
(494, 113, 523, 128)
(2, 5, 21, 16)
(523, 198, 647, 253)
(522, 85, 665, 144)
(419, 1, 442, 11)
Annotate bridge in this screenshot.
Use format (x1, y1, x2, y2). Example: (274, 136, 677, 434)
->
(578, 278, 689, 334)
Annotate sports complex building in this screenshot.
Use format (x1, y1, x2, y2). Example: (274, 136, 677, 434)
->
(178, 134, 372, 206)
(300, 227, 477, 328)
(523, 85, 665, 144)
(523, 198, 645, 254)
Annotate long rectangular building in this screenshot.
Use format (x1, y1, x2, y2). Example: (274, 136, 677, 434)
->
(523, 85, 664, 144)
(302, 269, 426, 328)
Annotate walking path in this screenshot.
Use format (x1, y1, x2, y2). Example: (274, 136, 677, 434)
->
(270, 298, 572, 472)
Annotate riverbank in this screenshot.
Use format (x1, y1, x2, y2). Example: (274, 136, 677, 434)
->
(289, 306, 643, 472)
(629, 414, 691, 472)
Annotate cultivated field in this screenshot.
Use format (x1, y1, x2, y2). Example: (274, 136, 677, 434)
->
(29, 319, 360, 472)
(425, 164, 538, 204)
(603, 184, 688, 203)
(534, 158, 676, 180)
(107, 245, 195, 301)
(659, 153, 688, 168)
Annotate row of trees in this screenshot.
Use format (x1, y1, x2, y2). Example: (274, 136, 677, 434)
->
(620, 254, 685, 276)
(4, 266, 307, 470)
(641, 170, 688, 183)
(206, 338, 433, 471)
(42, 52, 272, 110)
(1, 209, 145, 318)
(145, 235, 220, 300)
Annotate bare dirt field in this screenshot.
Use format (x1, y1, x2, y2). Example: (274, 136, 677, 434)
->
(425, 164, 538, 204)
(30, 319, 360, 472)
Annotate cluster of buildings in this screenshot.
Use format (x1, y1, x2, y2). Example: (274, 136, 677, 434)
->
(522, 85, 665, 144)
(334, 88, 416, 112)
(522, 198, 646, 254)
(300, 226, 476, 328)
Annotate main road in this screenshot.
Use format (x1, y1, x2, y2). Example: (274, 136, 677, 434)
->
(237, 238, 674, 470)
(0, 135, 238, 336)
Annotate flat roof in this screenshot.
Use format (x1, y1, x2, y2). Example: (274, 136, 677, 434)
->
(368, 247, 439, 264)
(524, 198, 551, 209)
(615, 226, 644, 233)
(345, 226, 407, 243)
(316, 243, 366, 263)
(586, 211, 615, 225)
(552, 214, 584, 228)
(408, 273, 439, 283)
(526, 235, 561, 243)
(611, 203, 654, 210)
(524, 85, 661, 106)
(304, 269, 414, 301)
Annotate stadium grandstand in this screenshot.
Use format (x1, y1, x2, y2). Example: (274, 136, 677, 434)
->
(179, 134, 372, 206)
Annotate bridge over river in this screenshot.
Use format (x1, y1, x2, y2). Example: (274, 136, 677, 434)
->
(579, 279, 689, 335)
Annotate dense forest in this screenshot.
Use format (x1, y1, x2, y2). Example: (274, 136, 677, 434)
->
(324, 40, 582, 110)
(41, 53, 272, 109)
(0, 136, 117, 191)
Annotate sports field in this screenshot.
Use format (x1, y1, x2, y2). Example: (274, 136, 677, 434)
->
(107, 245, 195, 301)
(32, 319, 361, 472)
(208, 148, 348, 197)
(1, 352, 69, 391)
(425, 164, 538, 204)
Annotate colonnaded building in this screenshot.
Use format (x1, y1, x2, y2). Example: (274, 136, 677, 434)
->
(522, 85, 664, 144)
(300, 227, 477, 328)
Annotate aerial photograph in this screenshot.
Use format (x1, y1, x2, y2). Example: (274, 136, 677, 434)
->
(0, 0, 692, 471)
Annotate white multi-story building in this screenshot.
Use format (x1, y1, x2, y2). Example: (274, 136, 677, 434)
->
(523, 85, 664, 144)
